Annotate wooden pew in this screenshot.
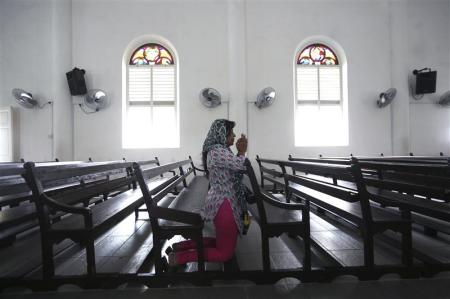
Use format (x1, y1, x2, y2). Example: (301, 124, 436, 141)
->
(0, 159, 137, 247)
(288, 154, 351, 165)
(22, 160, 173, 278)
(0, 161, 94, 246)
(356, 159, 450, 235)
(358, 155, 449, 165)
(257, 157, 412, 268)
(256, 155, 288, 194)
(288, 155, 449, 199)
(309, 154, 449, 165)
(0, 163, 36, 246)
(286, 156, 357, 191)
(133, 158, 180, 219)
(314, 156, 450, 234)
(133, 158, 209, 275)
(244, 159, 311, 272)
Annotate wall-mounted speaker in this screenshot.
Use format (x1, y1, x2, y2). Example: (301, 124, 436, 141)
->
(414, 69, 437, 95)
(66, 67, 87, 96)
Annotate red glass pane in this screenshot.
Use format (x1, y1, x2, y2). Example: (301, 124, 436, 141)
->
(297, 43, 338, 65)
(129, 43, 174, 65)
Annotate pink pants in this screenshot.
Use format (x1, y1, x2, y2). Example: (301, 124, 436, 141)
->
(174, 199, 238, 264)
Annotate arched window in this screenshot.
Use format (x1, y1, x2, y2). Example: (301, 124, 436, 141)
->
(295, 43, 348, 146)
(124, 43, 178, 148)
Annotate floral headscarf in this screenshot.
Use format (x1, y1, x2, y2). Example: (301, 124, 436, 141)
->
(202, 119, 229, 153)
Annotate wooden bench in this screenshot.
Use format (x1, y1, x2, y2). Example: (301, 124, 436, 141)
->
(245, 159, 311, 272)
(289, 155, 351, 165)
(358, 156, 449, 165)
(283, 154, 378, 190)
(0, 159, 140, 247)
(133, 158, 188, 220)
(256, 155, 287, 194)
(289, 155, 450, 246)
(361, 160, 450, 200)
(357, 159, 450, 236)
(289, 154, 449, 171)
(133, 158, 209, 274)
(0, 163, 30, 209)
(257, 157, 412, 268)
(22, 160, 173, 278)
(0, 161, 101, 246)
(0, 163, 37, 246)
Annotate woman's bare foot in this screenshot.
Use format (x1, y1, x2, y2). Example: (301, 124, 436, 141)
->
(165, 246, 173, 256)
(168, 252, 177, 266)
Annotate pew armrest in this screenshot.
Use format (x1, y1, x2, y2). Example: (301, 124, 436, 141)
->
(261, 192, 309, 211)
(149, 205, 203, 226)
(193, 166, 206, 173)
(43, 194, 93, 228)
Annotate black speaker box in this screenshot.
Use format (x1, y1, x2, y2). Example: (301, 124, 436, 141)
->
(415, 71, 437, 94)
(66, 67, 87, 96)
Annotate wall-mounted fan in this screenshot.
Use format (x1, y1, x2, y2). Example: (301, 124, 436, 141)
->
(12, 88, 38, 108)
(255, 87, 276, 109)
(377, 88, 396, 108)
(80, 89, 108, 113)
(12, 88, 54, 158)
(438, 91, 450, 107)
(12, 88, 52, 109)
(199, 87, 221, 108)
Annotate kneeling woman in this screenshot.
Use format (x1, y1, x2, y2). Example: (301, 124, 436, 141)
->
(168, 119, 248, 266)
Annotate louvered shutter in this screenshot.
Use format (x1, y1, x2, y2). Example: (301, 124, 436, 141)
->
(319, 66, 341, 102)
(152, 66, 175, 104)
(297, 66, 318, 101)
(128, 66, 151, 103)
(126, 64, 177, 148)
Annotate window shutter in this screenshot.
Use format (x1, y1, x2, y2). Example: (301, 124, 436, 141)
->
(128, 66, 151, 102)
(152, 66, 175, 103)
(319, 66, 341, 101)
(297, 66, 318, 101)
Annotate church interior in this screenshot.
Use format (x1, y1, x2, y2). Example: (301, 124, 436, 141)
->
(0, 0, 450, 298)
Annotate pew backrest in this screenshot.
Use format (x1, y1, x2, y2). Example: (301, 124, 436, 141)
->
(257, 157, 375, 225)
(357, 159, 450, 202)
(23, 161, 134, 228)
(132, 158, 203, 235)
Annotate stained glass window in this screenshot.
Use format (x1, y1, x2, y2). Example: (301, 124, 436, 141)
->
(297, 43, 339, 65)
(129, 43, 174, 65)
(294, 42, 347, 146)
(125, 42, 178, 149)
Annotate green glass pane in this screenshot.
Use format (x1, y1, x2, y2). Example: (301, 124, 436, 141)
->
(130, 43, 174, 65)
(297, 43, 339, 65)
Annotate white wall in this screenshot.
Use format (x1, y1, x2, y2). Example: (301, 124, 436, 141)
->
(0, 0, 53, 162)
(72, 0, 230, 163)
(407, 0, 450, 156)
(247, 0, 450, 159)
(247, 0, 393, 159)
(390, 0, 410, 155)
(0, 1, 3, 111)
(0, 0, 73, 162)
(1, 0, 449, 163)
(51, 0, 74, 161)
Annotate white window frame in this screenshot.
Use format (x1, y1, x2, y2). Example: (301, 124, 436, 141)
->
(0, 106, 13, 162)
(295, 62, 347, 147)
(124, 60, 179, 149)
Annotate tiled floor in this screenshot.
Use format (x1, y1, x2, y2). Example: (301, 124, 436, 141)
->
(3, 276, 450, 299)
(3, 205, 450, 276)
(2, 193, 450, 297)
